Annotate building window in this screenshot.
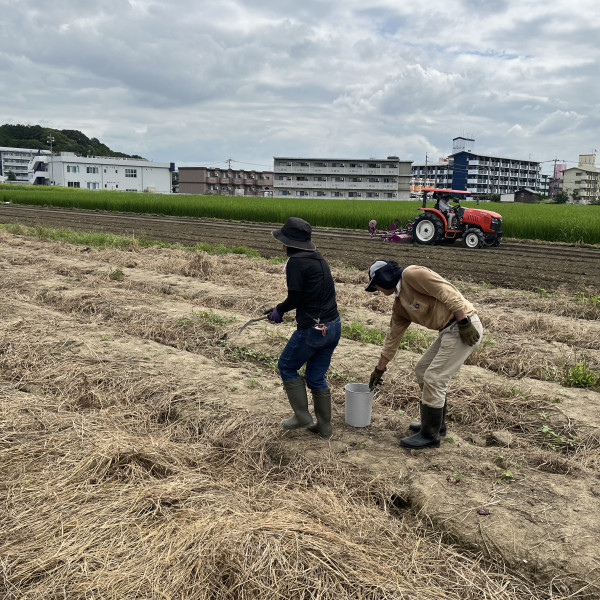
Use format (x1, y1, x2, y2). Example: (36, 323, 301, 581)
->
(280, 190, 291, 195)
(125, 169, 137, 178)
(314, 191, 326, 197)
(299, 162, 309, 167)
(313, 162, 327, 167)
(314, 176, 327, 181)
(87, 182, 99, 190)
(67, 181, 80, 188)
(67, 165, 79, 173)
(86, 166, 99, 174)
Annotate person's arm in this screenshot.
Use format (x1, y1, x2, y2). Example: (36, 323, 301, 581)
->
(276, 290, 303, 314)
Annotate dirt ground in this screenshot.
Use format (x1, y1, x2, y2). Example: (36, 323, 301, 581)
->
(1, 206, 600, 598)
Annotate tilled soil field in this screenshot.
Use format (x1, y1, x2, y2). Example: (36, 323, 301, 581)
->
(1, 206, 600, 599)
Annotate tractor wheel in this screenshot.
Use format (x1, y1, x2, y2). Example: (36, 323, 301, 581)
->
(412, 214, 444, 245)
(462, 228, 485, 249)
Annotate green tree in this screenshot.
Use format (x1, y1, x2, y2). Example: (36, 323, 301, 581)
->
(7, 171, 16, 181)
(571, 189, 581, 204)
(554, 191, 569, 204)
(489, 193, 501, 202)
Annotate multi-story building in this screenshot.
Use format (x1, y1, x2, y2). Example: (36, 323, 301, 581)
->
(561, 154, 599, 204)
(178, 166, 273, 196)
(273, 157, 412, 200)
(411, 137, 542, 197)
(0, 147, 50, 184)
(29, 152, 173, 193)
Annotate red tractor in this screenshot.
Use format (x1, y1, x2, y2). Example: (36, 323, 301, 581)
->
(412, 188, 503, 248)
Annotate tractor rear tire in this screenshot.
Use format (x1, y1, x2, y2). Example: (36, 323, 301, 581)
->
(413, 214, 444, 245)
(462, 228, 485, 249)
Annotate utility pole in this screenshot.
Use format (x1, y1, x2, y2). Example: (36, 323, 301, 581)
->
(47, 135, 55, 185)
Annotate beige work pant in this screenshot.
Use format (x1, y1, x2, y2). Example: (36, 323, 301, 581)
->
(414, 315, 483, 409)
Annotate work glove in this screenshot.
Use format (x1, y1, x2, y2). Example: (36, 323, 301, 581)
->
(264, 306, 283, 323)
(369, 367, 386, 391)
(458, 317, 480, 346)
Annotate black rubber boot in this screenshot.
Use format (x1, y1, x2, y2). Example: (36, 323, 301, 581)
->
(409, 401, 447, 436)
(307, 388, 332, 439)
(400, 404, 444, 449)
(281, 377, 314, 430)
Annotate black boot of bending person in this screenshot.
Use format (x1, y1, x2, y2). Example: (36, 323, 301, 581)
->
(409, 401, 447, 436)
(307, 388, 332, 439)
(281, 377, 314, 429)
(400, 403, 444, 449)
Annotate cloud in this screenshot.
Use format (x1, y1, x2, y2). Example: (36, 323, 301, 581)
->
(1, 0, 599, 173)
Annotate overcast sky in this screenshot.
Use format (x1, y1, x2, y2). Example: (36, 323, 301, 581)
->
(2, 0, 599, 174)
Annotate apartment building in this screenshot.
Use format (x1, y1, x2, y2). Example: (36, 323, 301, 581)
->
(0, 147, 50, 183)
(561, 154, 599, 204)
(273, 157, 412, 200)
(411, 137, 542, 196)
(29, 152, 173, 193)
(178, 166, 273, 196)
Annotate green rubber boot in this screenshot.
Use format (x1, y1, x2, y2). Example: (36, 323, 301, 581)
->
(307, 388, 332, 439)
(281, 377, 314, 430)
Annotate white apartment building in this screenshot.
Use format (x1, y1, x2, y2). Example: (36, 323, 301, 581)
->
(0, 147, 50, 184)
(561, 154, 599, 204)
(273, 157, 412, 200)
(29, 152, 173, 194)
(411, 138, 542, 196)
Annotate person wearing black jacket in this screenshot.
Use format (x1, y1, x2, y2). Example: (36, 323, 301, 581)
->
(265, 217, 341, 439)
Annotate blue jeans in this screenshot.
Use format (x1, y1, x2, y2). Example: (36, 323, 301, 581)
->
(278, 317, 341, 390)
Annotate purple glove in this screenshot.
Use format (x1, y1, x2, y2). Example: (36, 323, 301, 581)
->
(265, 306, 282, 323)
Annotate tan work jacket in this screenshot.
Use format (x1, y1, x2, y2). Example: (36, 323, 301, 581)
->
(381, 265, 475, 361)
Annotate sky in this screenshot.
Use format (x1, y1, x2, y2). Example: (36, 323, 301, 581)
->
(2, 0, 599, 175)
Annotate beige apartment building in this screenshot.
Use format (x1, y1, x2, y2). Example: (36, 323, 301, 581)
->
(178, 166, 273, 196)
(561, 154, 599, 204)
(273, 157, 412, 200)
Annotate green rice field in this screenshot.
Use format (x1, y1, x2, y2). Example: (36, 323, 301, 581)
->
(1, 185, 599, 245)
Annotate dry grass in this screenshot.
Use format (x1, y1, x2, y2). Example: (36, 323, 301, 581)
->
(1, 232, 598, 598)
(0, 397, 556, 600)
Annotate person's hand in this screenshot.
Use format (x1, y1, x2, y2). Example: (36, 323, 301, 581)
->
(264, 306, 282, 323)
(458, 317, 480, 346)
(369, 367, 386, 391)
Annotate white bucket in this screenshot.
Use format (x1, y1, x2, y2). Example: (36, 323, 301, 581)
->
(344, 383, 373, 427)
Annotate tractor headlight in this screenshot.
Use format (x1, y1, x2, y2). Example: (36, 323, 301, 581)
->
(491, 217, 501, 224)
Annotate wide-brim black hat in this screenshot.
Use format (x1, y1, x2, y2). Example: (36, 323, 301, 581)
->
(272, 217, 316, 251)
